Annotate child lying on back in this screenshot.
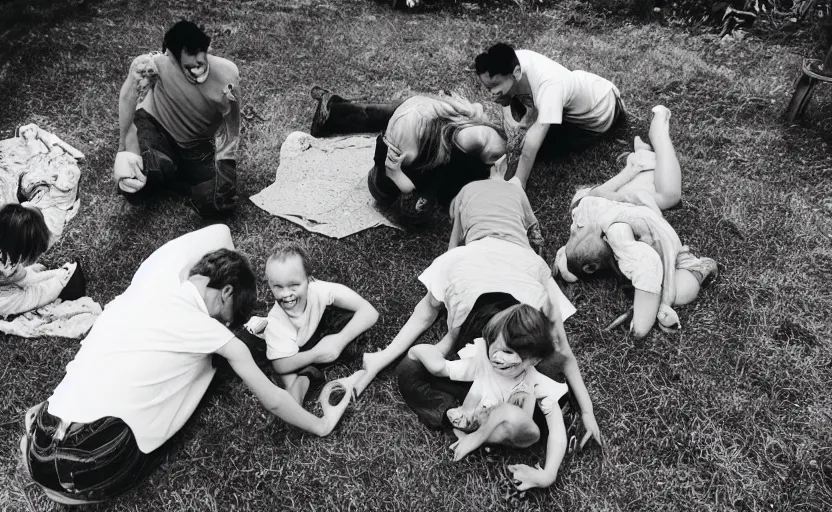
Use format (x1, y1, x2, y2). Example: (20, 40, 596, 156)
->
(408, 303, 568, 490)
(246, 242, 378, 404)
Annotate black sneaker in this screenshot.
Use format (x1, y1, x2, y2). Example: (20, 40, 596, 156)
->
(58, 260, 87, 301)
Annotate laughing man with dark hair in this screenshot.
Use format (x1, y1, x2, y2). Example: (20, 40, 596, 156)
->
(114, 20, 242, 218)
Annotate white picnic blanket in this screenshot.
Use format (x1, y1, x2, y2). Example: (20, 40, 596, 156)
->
(0, 297, 101, 339)
(250, 132, 401, 239)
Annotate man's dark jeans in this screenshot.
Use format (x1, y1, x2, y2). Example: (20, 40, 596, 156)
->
(129, 109, 237, 218)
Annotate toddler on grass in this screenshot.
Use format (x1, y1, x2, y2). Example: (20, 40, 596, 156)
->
(246, 242, 378, 404)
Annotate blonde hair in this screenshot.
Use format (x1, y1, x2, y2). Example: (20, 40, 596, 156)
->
(409, 94, 505, 173)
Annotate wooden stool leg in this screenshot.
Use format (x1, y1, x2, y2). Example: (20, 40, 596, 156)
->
(786, 74, 817, 123)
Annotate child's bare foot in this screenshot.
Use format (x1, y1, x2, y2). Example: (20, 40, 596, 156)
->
(450, 429, 485, 461)
(649, 105, 671, 143)
(354, 352, 384, 397)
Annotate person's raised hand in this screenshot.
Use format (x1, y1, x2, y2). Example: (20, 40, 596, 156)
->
(508, 463, 556, 491)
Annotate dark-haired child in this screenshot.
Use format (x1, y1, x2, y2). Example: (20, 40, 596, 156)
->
(246, 242, 379, 404)
(408, 304, 568, 490)
(0, 204, 84, 317)
(474, 42, 624, 188)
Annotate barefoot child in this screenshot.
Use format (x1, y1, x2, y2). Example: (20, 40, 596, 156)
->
(246, 242, 379, 404)
(408, 304, 569, 490)
(0, 204, 85, 317)
(554, 106, 718, 337)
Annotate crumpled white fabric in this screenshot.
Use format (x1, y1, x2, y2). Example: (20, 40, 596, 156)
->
(0, 297, 101, 339)
(0, 124, 83, 244)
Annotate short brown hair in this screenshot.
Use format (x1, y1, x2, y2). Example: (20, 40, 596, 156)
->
(482, 303, 554, 360)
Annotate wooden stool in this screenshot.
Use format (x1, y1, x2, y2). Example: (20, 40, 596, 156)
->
(786, 46, 832, 123)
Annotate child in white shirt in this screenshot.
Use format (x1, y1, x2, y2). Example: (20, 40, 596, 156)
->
(246, 242, 379, 404)
(408, 303, 569, 490)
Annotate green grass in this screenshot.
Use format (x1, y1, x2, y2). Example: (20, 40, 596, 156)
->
(2, 0, 832, 510)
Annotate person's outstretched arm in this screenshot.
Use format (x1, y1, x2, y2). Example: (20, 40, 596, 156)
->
(558, 341, 602, 450)
(354, 291, 443, 396)
(217, 338, 349, 436)
(604, 222, 663, 337)
(509, 403, 567, 490)
(513, 121, 550, 188)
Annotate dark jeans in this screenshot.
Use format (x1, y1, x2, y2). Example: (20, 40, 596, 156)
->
(396, 292, 565, 432)
(129, 109, 237, 218)
(25, 402, 163, 502)
(539, 96, 628, 158)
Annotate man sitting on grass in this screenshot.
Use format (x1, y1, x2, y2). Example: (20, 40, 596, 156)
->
(113, 20, 241, 218)
(19, 225, 357, 505)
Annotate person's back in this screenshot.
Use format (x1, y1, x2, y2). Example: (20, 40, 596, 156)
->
(450, 178, 538, 249)
(515, 50, 619, 133)
(48, 252, 236, 453)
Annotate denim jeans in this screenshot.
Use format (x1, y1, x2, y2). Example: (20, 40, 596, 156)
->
(130, 109, 237, 218)
(25, 402, 163, 503)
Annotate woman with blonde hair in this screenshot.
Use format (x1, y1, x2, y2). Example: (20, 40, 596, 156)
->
(309, 87, 507, 224)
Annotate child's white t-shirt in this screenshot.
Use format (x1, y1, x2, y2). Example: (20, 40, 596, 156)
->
(445, 338, 568, 417)
(264, 279, 336, 360)
(516, 49, 620, 132)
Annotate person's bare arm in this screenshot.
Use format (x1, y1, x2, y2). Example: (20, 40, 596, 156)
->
(509, 406, 567, 490)
(407, 344, 450, 377)
(217, 338, 348, 436)
(513, 122, 550, 188)
(118, 70, 141, 154)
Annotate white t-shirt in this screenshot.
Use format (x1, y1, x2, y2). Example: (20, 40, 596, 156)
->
(48, 228, 236, 454)
(264, 279, 336, 360)
(418, 237, 575, 332)
(516, 49, 620, 132)
(446, 338, 568, 418)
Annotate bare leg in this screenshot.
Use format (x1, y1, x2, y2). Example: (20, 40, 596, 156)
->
(647, 105, 681, 210)
(450, 404, 540, 461)
(673, 269, 704, 306)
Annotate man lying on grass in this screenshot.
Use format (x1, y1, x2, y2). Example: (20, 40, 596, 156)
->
(19, 225, 358, 505)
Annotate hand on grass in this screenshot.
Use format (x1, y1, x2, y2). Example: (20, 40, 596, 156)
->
(581, 410, 603, 450)
(508, 463, 556, 490)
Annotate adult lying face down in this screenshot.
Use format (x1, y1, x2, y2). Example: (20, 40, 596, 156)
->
(308, 87, 506, 225)
(20, 225, 354, 505)
(475, 43, 625, 189)
(114, 20, 241, 218)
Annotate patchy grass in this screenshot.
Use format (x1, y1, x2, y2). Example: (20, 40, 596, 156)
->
(2, 0, 832, 510)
